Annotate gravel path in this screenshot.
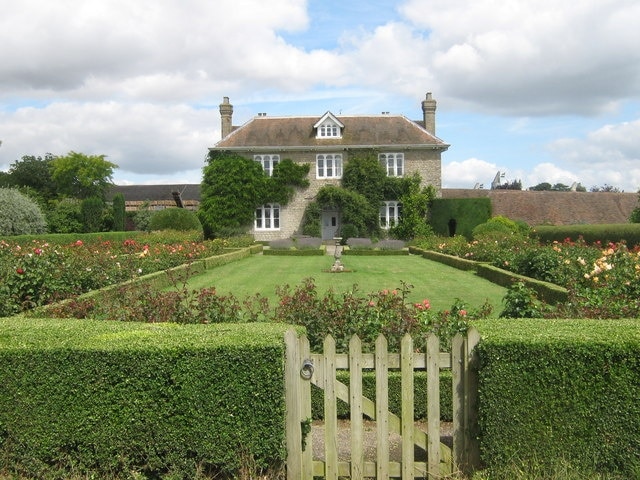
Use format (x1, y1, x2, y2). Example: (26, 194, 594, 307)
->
(311, 420, 453, 463)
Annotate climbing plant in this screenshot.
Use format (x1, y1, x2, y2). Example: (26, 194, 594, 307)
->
(198, 151, 309, 238)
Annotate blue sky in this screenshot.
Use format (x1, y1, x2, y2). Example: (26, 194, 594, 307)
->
(1, 0, 640, 192)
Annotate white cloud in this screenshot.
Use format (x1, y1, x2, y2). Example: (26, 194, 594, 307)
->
(0, 102, 216, 180)
(398, 0, 640, 114)
(548, 119, 640, 191)
(442, 157, 498, 188)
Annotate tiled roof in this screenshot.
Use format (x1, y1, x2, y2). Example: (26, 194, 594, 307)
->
(213, 114, 448, 149)
(107, 184, 201, 202)
(443, 189, 638, 225)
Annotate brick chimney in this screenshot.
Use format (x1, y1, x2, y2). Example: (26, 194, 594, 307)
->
(421, 92, 437, 135)
(219, 96, 233, 139)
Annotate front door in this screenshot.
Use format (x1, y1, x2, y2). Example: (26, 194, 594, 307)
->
(321, 210, 340, 240)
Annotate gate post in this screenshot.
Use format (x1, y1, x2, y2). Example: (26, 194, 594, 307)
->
(452, 327, 481, 475)
(284, 329, 303, 480)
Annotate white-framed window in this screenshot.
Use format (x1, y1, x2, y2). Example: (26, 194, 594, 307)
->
(318, 121, 340, 138)
(255, 204, 280, 230)
(254, 154, 280, 177)
(380, 201, 401, 229)
(379, 153, 404, 177)
(316, 154, 343, 179)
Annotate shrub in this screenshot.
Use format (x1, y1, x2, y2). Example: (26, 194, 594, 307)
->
(0, 319, 293, 478)
(46, 198, 83, 233)
(474, 318, 640, 478)
(0, 187, 47, 235)
(149, 207, 203, 233)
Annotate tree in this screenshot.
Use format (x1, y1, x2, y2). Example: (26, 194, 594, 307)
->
(0, 188, 47, 235)
(590, 184, 623, 192)
(112, 193, 126, 231)
(199, 152, 309, 238)
(199, 152, 269, 237)
(149, 208, 203, 233)
(630, 190, 640, 223)
(50, 151, 117, 200)
(81, 197, 105, 233)
(494, 179, 522, 190)
(4, 154, 57, 201)
(390, 174, 436, 240)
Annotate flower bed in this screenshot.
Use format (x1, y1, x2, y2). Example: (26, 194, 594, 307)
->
(0, 232, 249, 316)
(415, 235, 640, 318)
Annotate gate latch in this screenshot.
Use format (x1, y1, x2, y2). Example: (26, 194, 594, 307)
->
(300, 359, 314, 380)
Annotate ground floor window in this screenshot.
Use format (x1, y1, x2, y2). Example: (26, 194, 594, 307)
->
(380, 201, 401, 229)
(255, 203, 280, 230)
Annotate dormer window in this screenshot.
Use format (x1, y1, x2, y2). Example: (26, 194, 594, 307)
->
(314, 112, 344, 139)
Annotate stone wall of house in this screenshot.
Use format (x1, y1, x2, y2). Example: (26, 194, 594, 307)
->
(250, 149, 441, 241)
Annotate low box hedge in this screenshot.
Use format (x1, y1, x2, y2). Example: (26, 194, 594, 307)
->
(410, 247, 478, 271)
(473, 318, 640, 477)
(475, 263, 568, 304)
(0, 318, 299, 479)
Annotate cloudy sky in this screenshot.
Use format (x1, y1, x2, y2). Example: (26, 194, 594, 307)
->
(1, 0, 640, 191)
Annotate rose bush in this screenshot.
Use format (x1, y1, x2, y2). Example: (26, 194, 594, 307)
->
(417, 235, 640, 318)
(0, 234, 233, 316)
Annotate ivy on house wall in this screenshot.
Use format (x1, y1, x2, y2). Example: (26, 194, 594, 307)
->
(198, 151, 309, 238)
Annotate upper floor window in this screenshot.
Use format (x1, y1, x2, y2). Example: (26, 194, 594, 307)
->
(380, 153, 404, 177)
(380, 201, 401, 229)
(254, 154, 280, 177)
(255, 203, 280, 230)
(314, 112, 344, 139)
(316, 154, 343, 179)
(318, 121, 340, 138)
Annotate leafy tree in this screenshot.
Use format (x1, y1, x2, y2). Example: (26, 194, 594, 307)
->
(630, 190, 640, 223)
(4, 154, 57, 201)
(529, 182, 553, 191)
(149, 208, 203, 233)
(591, 184, 623, 192)
(199, 152, 269, 237)
(199, 152, 309, 238)
(494, 179, 522, 190)
(390, 174, 435, 240)
(133, 201, 153, 231)
(112, 193, 126, 231)
(46, 198, 83, 233)
(81, 197, 105, 233)
(51, 151, 117, 200)
(0, 187, 48, 235)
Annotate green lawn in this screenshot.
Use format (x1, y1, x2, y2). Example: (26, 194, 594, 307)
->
(180, 254, 507, 315)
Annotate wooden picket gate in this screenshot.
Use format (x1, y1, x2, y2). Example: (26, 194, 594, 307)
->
(284, 329, 480, 479)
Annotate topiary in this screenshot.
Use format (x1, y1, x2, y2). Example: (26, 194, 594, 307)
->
(0, 187, 48, 235)
(149, 208, 203, 233)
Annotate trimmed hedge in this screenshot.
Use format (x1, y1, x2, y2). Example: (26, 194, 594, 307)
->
(410, 247, 478, 271)
(475, 263, 568, 305)
(532, 223, 640, 247)
(409, 247, 568, 305)
(263, 247, 325, 256)
(0, 318, 298, 479)
(342, 248, 409, 256)
(473, 318, 640, 477)
(431, 197, 492, 239)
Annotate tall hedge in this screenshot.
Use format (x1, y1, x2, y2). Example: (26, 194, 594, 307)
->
(0, 318, 297, 479)
(532, 223, 640, 247)
(430, 198, 491, 239)
(473, 318, 640, 477)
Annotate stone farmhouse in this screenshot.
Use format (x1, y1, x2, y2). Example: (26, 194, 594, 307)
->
(209, 94, 449, 241)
